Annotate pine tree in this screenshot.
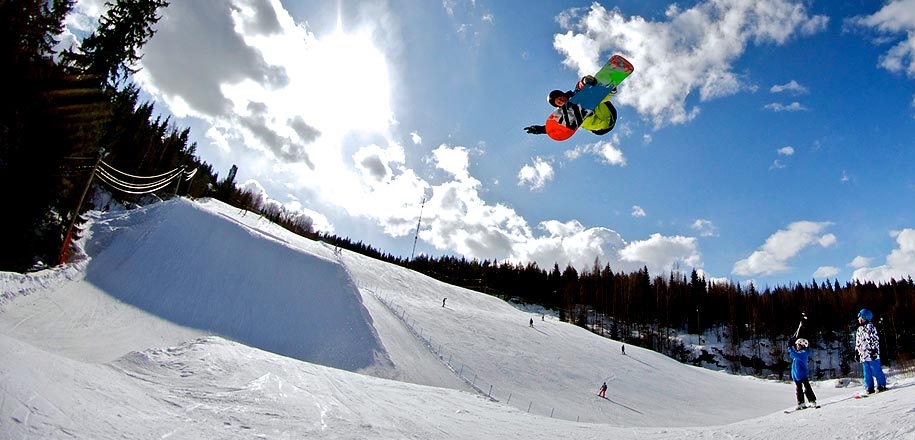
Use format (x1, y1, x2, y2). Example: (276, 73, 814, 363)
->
(63, 0, 170, 88)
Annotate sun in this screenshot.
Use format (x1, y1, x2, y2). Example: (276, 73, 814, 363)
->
(305, 27, 394, 136)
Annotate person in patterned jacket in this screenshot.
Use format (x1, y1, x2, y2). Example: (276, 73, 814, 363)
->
(855, 308, 888, 394)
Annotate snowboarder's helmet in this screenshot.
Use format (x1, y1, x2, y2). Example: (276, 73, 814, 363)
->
(795, 338, 809, 348)
(858, 308, 873, 321)
(548, 90, 567, 107)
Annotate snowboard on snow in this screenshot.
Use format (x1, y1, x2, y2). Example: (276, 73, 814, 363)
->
(855, 387, 890, 399)
(545, 54, 634, 141)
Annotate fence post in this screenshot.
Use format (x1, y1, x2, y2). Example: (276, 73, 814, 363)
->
(58, 155, 101, 265)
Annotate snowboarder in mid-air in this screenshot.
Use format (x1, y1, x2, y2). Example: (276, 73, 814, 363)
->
(524, 75, 618, 137)
(522, 55, 632, 141)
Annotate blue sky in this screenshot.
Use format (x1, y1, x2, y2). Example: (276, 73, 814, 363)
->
(64, 0, 915, 287)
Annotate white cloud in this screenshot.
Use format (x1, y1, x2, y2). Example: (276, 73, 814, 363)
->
(432, 145, 472, 180)
(518, 157, 555, 191)
(631, 205, 646, 218)
(770, 147, 795, 169)
(818, 233, 838, 248)
(764, 102, 808, 112)
(770, 80, 809, 94)
(849, 0, 915, 79)
(852, 228, 915, 282)
(733, 221, 836, 276)
(619, 234, 702, 273)
(552, 1, 828, 127)
(848, 256, 873, 268)
(410, 131, 422, 145)
(692, 219, 718, 237)
(507, 223, 702, 276)
(813, 266, 840, 278)
(564, 137, 626, 166)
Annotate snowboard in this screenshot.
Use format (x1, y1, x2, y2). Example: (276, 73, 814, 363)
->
(545, 55, 634, 141)
(855, 388, 889, 399)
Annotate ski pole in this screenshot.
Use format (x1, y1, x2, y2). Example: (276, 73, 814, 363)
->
(792, 312, 807, 339)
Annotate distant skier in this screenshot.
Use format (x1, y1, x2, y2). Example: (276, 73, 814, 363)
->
(621, 345, 625, 355)
(855, 308, 888, 394)
(788, 338, 817, 410)
(529, 318, 534, 328)
(598, 382, 607, 398)
(442, 297, 446, 307)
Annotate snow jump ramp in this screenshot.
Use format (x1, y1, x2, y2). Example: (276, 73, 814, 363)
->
(83, 199, 384, 371)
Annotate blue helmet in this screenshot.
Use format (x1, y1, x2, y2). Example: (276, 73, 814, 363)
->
(858, 308, 873, 321)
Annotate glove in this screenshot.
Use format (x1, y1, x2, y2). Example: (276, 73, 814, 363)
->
(524, 125, 546, 135)
(869, 349, 878, 360)
(582, 75, 597, 86)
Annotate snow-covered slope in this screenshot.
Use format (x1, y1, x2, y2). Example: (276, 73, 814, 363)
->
(1, 198, 912, 439)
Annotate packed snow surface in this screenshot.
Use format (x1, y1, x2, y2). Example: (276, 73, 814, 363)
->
(2, 198, 912, 439)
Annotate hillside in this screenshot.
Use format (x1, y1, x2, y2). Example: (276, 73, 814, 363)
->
(1, 198, 912, 439)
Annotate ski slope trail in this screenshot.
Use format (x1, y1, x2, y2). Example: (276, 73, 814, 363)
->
(1, 198, 879, 436)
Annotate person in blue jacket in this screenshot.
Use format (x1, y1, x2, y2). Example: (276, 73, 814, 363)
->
(789, 338, 818, 410)
(855, 308, 888, 394)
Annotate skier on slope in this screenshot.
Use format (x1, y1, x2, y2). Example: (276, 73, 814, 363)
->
(523, 75, 618, 137)
(598, 382, 607, 398)
(788, 338, 818, 410)
(855, 308, 888, 394)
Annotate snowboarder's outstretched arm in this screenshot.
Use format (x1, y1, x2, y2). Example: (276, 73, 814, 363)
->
(524, 125, 546, 134)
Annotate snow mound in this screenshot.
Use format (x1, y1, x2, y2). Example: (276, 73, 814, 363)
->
(82, 199, 386, 371)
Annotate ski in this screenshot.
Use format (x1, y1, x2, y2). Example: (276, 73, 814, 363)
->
(784, 404, 819, 414)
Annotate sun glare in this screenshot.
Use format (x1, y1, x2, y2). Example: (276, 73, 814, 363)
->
(308, 29, 393, 135)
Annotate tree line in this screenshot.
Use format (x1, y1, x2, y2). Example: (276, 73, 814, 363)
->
(1, 0, 249, 271)
(319, 234, 915, 371)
